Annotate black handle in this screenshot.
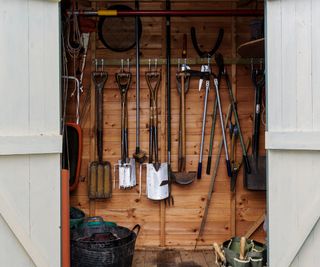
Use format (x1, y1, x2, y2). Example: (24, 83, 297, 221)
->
(226, 159, 232, 177)
(206, 156, 212, 175)
(132, 224, 141, 236)
(191, 27, 224, 58)
(197, 162, 202, 179)
(243, 155, 251, 174)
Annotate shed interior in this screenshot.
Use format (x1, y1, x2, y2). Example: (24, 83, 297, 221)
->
(63, 0, 266, 255)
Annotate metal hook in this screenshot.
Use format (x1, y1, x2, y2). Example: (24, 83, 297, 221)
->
(121, 59, 124, 73)
(101, 59, 104, 75)
(155, 58, 158, 71)
(127, 58, 130, 73)
(148, 59, 151, 72)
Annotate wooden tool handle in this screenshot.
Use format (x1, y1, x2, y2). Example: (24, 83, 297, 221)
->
(239, 236, 246, 260)
(213, 242, 226, 263)
(181, 73, 186, 171)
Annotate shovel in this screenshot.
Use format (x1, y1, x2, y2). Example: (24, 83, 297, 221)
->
(114, 59, 136, 189)
(172, 71, 196, 185)
(141, 64, 169, 200)
(88, 60, 112, 199)
(244, 67, 266, 190)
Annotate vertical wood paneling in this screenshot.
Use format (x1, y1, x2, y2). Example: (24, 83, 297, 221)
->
(311, 0, 320, 130)
(266, 0, 282, 131)
(30, 154, 61, 267)
(0, 1, 60, 266)
(29, 0, 60, 134)
(281, 0, 296, 130)
(71, 0, 267, 249)
(295, 0, 312, 130)
(0, 0, 29, 134)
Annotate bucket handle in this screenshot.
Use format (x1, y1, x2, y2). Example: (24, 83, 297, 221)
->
(132, 224, 141, 236)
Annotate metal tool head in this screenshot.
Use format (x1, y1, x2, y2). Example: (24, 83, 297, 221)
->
(244, 155, 266, 190)
(199, 64, 210, 91)
(133, 149, 147, 164)
(114, 158, 137, 189)
(88, 161, 112, 199)
(145, 162, 169, 200)
(176, 71, 191, 94)
(172, 171, 196, 185)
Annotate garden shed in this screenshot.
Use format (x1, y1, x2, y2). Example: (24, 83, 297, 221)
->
(0, 0, 318, 266)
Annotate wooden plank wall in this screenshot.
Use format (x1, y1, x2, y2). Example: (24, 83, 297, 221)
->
(68, 0, 266, 249)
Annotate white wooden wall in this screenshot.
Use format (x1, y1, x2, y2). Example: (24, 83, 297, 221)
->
(266, 0, 320, 266)
(0, 1, 61, 267)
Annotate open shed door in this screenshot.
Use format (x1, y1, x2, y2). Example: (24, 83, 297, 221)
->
(0, 1, 61, 267)
(266, 0, 320, 266)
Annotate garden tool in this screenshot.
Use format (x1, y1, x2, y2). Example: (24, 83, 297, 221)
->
(61, 75, 83, 192)
(197, 60, 211, 179)
(233, 237, 251, 267)
(215, 52, 251, 174)
(140, 60, 169, 200)
(190, 26, 229, 178)
(223, 237, 267, 267)
(114, 59, 136, 189)
(244, 64, 266, 190)
(212, 76, 232, 177)
(133, 0, 147, 164)
(206, 96, 218, 175)
(89, 59, 112, 199)
(195, 106, 232, 249)
(164, 0, 174, 206)
(172, 70, 196, 185)
(213, 242, 226, 267)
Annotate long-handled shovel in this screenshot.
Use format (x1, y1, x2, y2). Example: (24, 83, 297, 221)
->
(244, 65, 266, 190)
(141, 62, 169, 200)
(88, 60, 112, 199)
(114, 59, 137, 189)
(172, 71, 196, 185)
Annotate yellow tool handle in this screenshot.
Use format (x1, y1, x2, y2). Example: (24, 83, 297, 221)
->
(97, 10, 118, 16)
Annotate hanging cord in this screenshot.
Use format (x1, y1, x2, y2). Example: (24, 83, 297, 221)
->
(65, 0, 82, 59)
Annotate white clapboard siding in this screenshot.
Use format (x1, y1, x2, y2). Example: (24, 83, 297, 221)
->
(0, 1, 60, 267)
(267, 0, 320, 266)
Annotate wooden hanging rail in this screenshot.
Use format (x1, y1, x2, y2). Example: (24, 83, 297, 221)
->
(91, 58, 264, 66)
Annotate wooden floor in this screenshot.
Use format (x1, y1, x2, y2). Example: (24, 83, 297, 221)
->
(132, 250, 218, 267)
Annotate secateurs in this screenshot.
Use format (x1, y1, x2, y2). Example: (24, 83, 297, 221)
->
(114, 59, 136, 189)
(140, 59, 169, 200)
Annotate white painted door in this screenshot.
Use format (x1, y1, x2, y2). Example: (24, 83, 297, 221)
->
(0, 1, 61, 266)
(266, 0, 320, 266)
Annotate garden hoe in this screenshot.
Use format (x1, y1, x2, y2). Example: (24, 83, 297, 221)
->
(140, 60, 169, 200)
(172, 70, 196, 185)
(114, 59, 137, 189)
(89, 59, 112, 199)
